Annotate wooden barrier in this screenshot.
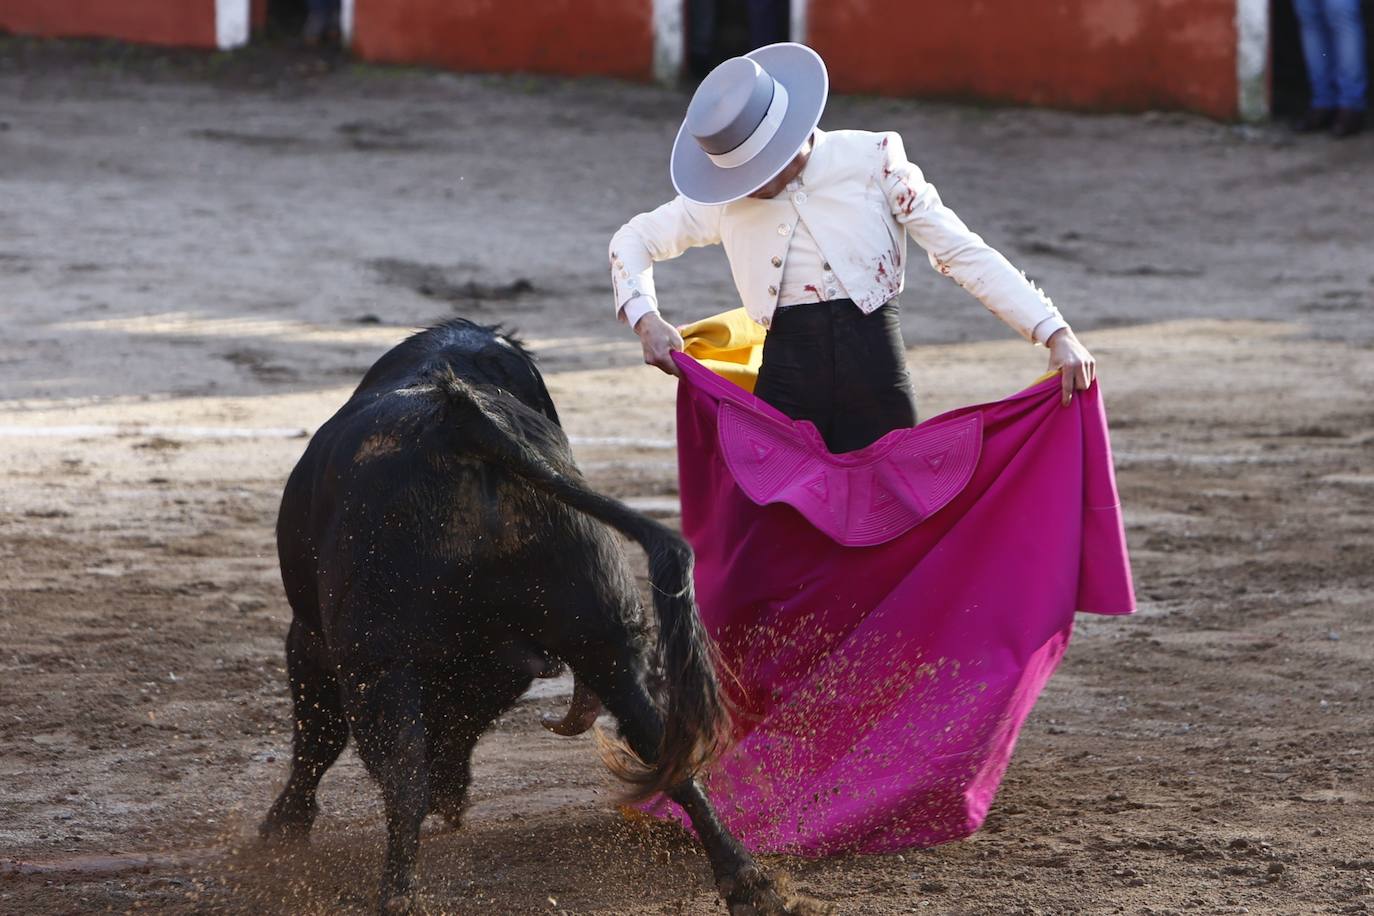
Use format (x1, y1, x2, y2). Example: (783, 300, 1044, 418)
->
(0, 0, 1261, 119)
(352, 0, 656, 81)
(805, 0, 1244, 119)
(0, 0, 249, 50)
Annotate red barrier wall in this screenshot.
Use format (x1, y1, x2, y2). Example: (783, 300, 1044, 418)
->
(353, 0, 654, 81)
(808, 0, 1240, 119)
(0, 0, 217, 48)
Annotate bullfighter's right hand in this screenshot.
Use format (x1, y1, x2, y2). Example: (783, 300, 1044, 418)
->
(635, 311, 684, 377)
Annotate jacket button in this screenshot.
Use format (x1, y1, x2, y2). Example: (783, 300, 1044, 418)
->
(826, 287, 837, 298)
(792, 191, 807, 204)
(822, 262, 831, 271)
(777, 224, 790, 236)
(771, 256, 782, 268)
(768, 285, 778, 296)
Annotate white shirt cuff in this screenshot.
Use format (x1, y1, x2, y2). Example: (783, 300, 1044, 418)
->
(619, 294, 659, 330)
(1031, 316, 1070, 346)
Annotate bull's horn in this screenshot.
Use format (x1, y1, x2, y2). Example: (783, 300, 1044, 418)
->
(541, 677, 602, 737)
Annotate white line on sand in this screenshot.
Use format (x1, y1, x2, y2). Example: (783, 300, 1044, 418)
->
(0, 425, 308, 439)
(0, 426, 677, 449)
(567, 436, 675, 450)
(4, 429, 1277, 468)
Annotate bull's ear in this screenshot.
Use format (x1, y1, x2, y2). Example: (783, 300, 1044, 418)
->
(526, 364, 561, 426)
(516, 357, 557, 431)
(505, 340, 560, 425)
(473, 349, 559, 426)
(538, 395, 561, 426)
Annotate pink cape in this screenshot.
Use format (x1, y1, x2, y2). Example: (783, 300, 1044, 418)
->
(655, 351, 1135, 856)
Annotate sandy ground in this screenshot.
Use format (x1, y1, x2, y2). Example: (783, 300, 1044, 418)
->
(1, 39, 1372, 916)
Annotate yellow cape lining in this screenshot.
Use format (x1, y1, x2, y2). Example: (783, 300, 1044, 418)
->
(678, 308, 766, 394)
(678, 307, 1059, 391)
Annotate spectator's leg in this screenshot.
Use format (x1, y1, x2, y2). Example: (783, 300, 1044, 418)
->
(303, 0, 330, 45)
(1324, 0, 1367, 111)
(688, 0, 719, 79)
(745, 0, 790, 49)
(325, 0, 342, 42)
(302, 0, 341, 48)
(1293, 0, 1339, 111)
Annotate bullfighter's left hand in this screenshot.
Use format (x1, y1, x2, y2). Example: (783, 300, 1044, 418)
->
(1046, 327, 1096, 406)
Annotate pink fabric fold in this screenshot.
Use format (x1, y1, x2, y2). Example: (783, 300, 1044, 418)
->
(656, 351, 1135, 856)
(718, 402, 983, 547)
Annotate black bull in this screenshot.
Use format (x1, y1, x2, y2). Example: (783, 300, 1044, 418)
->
(259, 320, 801, 914)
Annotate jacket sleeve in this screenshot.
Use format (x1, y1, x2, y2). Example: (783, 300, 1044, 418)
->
(609, 195, 724, 329)
(877, 131, 1068, 344)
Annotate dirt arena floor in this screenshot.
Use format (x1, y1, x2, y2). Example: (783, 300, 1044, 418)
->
(1, 40, 1372, 916)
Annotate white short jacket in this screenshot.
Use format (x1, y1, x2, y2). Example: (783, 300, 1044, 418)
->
(609, 128, 1067, 344)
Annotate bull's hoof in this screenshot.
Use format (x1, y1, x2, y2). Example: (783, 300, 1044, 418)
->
(719, 866, 788, 916)
(378, 891, 416, 915)
(719, 866, 831, 916)
(258, 823, 311, 847)
(430, 799, 468, 832)
(257, 809, 314, 846)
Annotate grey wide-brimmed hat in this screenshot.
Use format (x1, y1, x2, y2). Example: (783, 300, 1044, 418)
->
(670, 43, 828, 206)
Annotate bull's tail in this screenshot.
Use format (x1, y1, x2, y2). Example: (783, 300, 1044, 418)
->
(426, 368, 730, 797)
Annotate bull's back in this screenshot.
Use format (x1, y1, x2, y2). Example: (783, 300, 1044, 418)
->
(277, 385, 607, 641)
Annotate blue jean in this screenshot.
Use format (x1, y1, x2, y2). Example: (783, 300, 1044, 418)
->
(688, 0, 790, 61)
(1293, 0, 1368, 110)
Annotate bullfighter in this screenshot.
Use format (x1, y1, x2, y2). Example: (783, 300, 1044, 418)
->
(610, 42, 1096, 453)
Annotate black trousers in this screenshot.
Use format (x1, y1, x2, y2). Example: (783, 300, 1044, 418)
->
(754, 300, 918, 454)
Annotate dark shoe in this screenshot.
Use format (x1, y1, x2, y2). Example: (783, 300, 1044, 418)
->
(302, 11, 327, 46)
(322, 10, 343, 49)
(1331, 109, 1365, 139)
(1291, 107, 1335, 133)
